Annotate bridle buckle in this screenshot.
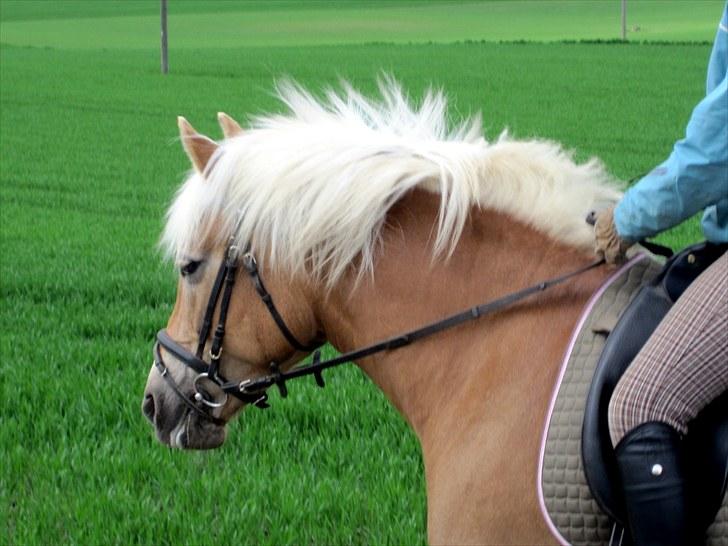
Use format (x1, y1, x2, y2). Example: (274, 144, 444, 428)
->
(242, 252, 257, 272)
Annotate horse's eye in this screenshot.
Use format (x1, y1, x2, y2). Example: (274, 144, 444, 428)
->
(180, 260, 202, 277)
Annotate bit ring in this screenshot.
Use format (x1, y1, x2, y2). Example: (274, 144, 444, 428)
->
(193, 373, 228, 408)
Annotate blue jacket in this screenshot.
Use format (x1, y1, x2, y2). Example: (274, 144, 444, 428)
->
(614, 3, 728, 243)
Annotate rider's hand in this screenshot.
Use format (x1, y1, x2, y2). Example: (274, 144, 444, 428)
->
(594, 206, 633, 265)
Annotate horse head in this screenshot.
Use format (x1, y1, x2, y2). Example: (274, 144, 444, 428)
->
(142, 114, 322, 449)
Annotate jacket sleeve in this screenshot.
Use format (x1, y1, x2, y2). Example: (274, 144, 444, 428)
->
(614, 7, 728, 242)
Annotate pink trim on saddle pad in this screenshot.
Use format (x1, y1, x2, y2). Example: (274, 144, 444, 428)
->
(536, 254, 646, 545)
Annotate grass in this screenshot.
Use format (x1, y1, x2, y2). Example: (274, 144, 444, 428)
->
(0, 1, 717, 545)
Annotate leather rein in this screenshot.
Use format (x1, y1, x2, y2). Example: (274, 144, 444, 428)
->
(154, 241, 606, 425)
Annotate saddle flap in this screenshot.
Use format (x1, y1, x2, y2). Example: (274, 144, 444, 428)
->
(581, 283, 673, 522)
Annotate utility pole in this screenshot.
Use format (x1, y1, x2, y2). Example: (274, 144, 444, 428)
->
(621, 0, 627, 41)
(161, 0, 169, 74)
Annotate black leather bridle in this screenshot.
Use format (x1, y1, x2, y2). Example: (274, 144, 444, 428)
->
(154, 239, 606, 426)
(154, 243, 320, 424)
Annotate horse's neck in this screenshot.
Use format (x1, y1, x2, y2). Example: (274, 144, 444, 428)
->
(319, 188, 607, 539)
(319, 189, 608, 542)
(321, 189, 606, 436)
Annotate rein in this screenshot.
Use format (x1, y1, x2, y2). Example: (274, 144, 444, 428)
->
(237, 258, 605, 398)
(154, 241, 605, 422)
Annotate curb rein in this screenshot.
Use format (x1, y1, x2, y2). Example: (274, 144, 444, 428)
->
(154, 240, 610, 425)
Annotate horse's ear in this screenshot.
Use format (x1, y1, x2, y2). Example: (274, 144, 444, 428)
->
(177, 116, 218, 174)
(217, 112, 243, 138)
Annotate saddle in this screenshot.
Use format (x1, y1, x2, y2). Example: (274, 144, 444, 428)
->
(582, 241, 728, 541)
(539, 242, 728, 546)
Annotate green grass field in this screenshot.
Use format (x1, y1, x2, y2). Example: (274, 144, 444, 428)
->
(1, 1, 723, 544)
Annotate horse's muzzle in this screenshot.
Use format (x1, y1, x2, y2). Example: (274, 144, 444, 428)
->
(172, 411, 227, 450)
(142, 368, 227, 450)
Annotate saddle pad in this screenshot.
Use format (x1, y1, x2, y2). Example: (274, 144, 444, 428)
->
(537, 254, 728, 546)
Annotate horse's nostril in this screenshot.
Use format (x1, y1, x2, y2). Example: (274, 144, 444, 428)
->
(142, 394, 156, 423)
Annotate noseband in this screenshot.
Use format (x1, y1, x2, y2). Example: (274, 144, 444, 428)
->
(154, 238, 607, 426)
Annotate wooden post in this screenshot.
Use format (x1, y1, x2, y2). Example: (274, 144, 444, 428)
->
(621, 0, 627, 41)
(161, 0, 169, 74)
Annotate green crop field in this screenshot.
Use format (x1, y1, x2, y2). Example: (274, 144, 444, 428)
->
(1, 1, 723, 545)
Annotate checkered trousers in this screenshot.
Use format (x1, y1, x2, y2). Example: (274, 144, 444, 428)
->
(608, 251, 728, 447)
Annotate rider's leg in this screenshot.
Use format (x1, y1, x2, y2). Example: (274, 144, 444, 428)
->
(608, 252, 728, 546)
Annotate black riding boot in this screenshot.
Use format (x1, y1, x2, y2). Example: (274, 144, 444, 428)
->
(615, 421, 692, 546)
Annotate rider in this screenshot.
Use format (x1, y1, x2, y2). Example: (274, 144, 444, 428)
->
(594, 3, 728, 545)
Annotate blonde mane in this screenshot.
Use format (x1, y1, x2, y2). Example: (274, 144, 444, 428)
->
(162, 78, 621, 285)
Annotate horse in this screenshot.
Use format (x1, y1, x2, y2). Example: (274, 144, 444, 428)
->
(142, 79, 624, 545)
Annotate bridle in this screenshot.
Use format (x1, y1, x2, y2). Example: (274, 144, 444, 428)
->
(154, 239, 607, 426)
(154, 242, 321, 424)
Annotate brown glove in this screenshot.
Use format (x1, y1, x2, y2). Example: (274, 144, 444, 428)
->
(594, 206, 633, 264)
